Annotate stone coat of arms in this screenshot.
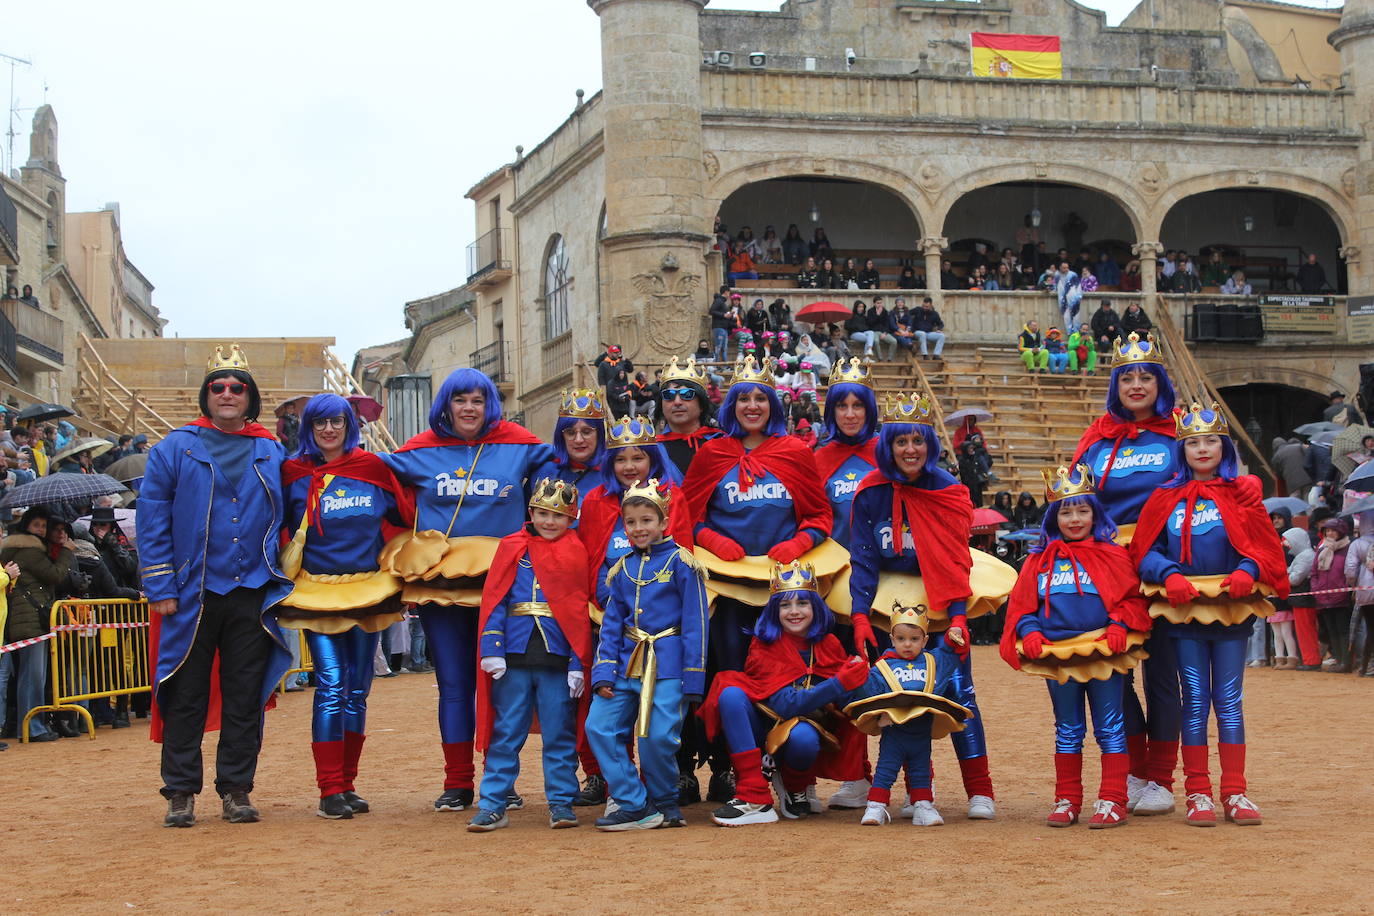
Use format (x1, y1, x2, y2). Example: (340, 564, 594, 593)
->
(632, 271, 702, 354)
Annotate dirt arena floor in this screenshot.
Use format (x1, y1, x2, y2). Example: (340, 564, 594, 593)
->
(4, 646, 1372, 915)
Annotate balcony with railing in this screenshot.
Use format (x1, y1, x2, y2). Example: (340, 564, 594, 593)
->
(0, 186, 18, 266)
(0, 306, 18, 382)
(470, 340, 514, 387)
(0, 299, 65, 369)
(466, 228, 512, 287)
(542, 332, 573, 383)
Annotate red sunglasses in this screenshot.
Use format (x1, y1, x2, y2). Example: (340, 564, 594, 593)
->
(208, 382, 246, 395)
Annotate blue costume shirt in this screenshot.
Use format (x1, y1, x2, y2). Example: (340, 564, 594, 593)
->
(852, 646, 961, 737)
(703, 466, 799, 555)
(381, 440, 555, 538)
(1080, 429, 1175, 525)
(824, 453, 875, 547)
(285, 474, 400, 576)
(1016, 553, 1113, 641)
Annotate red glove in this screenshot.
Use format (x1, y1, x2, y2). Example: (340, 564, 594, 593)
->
(1164, 573, 1199, 607)
(1021, 630, 1050, 660)
(944, 613, 971, 660)
(837, 655, 870, 690)
(767, 533, 813, 565)
(1104, 622, 1128, 654)
(696, 527, 745, 561)
(851, 613, 878, 652)
(1222, 569, 1256, 598)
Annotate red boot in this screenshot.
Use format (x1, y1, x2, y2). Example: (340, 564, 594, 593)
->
(1145, 739, 1179, 791)
(1048, 752, 1082, 827)
(1126, 733, 1148, 780)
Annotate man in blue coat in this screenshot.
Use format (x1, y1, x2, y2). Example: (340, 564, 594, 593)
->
(139, 345, 293, 828)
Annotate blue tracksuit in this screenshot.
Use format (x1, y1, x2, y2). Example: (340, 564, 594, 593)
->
(586, 537, 709, 813)
(1079, 429, 1175, 526)
(852, 647, 961, 792)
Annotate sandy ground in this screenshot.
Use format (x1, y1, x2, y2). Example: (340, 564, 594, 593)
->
(3, 647, 1372, 915)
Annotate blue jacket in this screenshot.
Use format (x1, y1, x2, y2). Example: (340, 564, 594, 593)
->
(479, 550, 580, 671)
(852, 646, 960, 737)
(381, 440, 555, 538)
(139, 425, 293, 707)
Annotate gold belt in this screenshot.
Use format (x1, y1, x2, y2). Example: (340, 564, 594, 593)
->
(625, 624, 680, 738)
(510, 602, 552, 618)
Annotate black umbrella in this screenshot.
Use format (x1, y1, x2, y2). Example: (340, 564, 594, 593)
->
(104, 453, 148, 482)
(0, 472, 127, 512)
(15, 402, 75, 424)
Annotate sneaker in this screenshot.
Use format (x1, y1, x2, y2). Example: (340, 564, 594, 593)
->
(773, 782, 810, 820)
(1046, 798, 1079, 827)
(317, 793, 355, 820)
(434, 787, 474, 812)
(595, 805, 665, 831)
(1088, 799, 1127, 829)
(656, 804, 686, 828)
(1223, 794, 1263, 826)
(827, 778, 872, 809)
(341, 791, 370, 814)
(967, 795, 996, 820)
(911, 799, 944, 826)
(220, 790, 260, 823)
(1133, 781, 1176, 816)
(899, 798, 916, 818)
(860, 801, 891, 826)
(805, 784, 824, 814)
(1126, 773, 1147, 812)
(706, 768, 736, 804)
(163, 792, 196, 828)
(603, 798, 621, 817)
(549, 805, 579, 829)
(573, 773, 608, 807)
(467, 809, 509, 832)
(711, 797, 779, 827)
(1185, 793, 1218, 827)
(506, 792, 525, 810)
(677, 772, 702, 807)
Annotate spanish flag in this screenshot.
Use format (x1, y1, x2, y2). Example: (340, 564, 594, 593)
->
(970, 33, 1062, 80)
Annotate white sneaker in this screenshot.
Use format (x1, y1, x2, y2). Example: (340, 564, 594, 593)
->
(899, 798, 916, 818)
(827, 778, 872, 809)
(1133, 780, 1176, 816)
(1126, 773, 1147, 812)
(603, 798, 621, 817)
(805, 784, 823, 814)
(912, 800, 944, 826)
(861, 801, 891, 826)
(967, 794, 996, 820)
(711, 797, 779, 827)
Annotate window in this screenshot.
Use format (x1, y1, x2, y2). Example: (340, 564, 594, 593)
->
(544, 234, 571, 339)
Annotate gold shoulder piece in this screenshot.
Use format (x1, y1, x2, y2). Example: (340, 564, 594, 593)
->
(604, 556, 628, 587)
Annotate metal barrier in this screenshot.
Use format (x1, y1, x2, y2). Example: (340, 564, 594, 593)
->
(22, 598, 151, 742)
(277, 627, 315, 694)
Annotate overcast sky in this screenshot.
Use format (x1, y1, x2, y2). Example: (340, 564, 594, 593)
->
(2, 0, 1340, 368)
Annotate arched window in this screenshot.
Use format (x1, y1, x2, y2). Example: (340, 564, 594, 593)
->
(544, 234, 571, 338)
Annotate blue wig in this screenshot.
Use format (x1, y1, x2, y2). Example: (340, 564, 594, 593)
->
(754, 589, 836, 644)
(820, 382, 878, 445)
(717, 382, 789, 438)
(1165, 431, 1240, 488)
(429, 368, 503, 439)
(294, 393, 361, 463)
(1034, 493, 1118, 551)
(552, 415, 605, 470)
(876, 422, 942, 482)
(599, 441, 683, 497)
(1106, 362, 1176, 422)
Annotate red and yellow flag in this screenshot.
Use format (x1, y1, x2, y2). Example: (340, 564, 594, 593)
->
(970, 33, 1062, 80)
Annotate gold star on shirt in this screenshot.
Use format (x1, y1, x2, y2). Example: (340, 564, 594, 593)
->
(335, 488, 346, 497)
(455, 467, 468, 478)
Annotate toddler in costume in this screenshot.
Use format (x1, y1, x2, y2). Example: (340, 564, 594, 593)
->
(586, 479, 709, 830)
(469, 479, 592, 832)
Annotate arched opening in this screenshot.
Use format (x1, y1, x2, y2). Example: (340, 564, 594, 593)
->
(942, 181, 1137, 288)
(542, 234, 571, 340)
(1219, 382, 1330, 465)
(715, 177, 922, 287)
(1160, 189, 1344, 293)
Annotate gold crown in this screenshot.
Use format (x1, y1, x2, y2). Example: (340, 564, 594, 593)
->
(558, 388, 605, 421)
(606, 417, 658, 451)
(207, 344, 250, 373)
(828, 357, 874, 390)
(730, 355, 777, 389)
(1175, 401, 1229, 439)
(622, 477, 671, 515)
(528, 477, 579, 519)
(1113, 332, 1165, 368)
(881, 392, 935, 425)
(889, 600, 930, 632)
(1042, 463, 1097, 504)
(770, 559, 819, 596)
(661, 356, 708, 387)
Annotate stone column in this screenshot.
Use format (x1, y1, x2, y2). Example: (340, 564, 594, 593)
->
(921, 236, 948, 310)
(589, 0, 713, 367)
(1133, 241, 1162, 298)
(1330, 0, 1374, 297)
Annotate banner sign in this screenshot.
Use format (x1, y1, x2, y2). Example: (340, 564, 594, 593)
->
(1257, 294, 1337, 333)
(970, 33, 1063, 80)
(1347, 295, 1374, 344)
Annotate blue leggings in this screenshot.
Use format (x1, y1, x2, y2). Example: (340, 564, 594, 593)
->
(873, 727, 932, 791)
(1122, 623, 1181, 742)
(1046, 673, 1127, 754)
(716, 685, 821, 772)
(947, 651, 988, 760)
(419, 607, 478, 743)
(1174, 635, 1246, 746)
(304, 628, 379, 742)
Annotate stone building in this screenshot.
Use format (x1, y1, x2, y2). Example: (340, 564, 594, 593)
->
(365, 0, 1374, 448)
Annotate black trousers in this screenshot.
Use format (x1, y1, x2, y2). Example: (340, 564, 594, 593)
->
(160, 588, 274, 797)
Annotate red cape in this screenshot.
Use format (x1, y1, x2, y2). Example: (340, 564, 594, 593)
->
(658, 427, 720, 451)
(1072, 412, 1177, 492)
(394, 420, 541, 452)
(1000, 537, 1153, 669)
(578, 483, 695, 600)
(187, 416, 278, 439)
(1128, 475, 1289, 597)
(681, 434, 831, 536)
(281, 448, 416, 540)
(854, 471, 973, 613)
(813, 438, 878, 485)
(698, 632, 864, 781)
(474, 528, 592, 752)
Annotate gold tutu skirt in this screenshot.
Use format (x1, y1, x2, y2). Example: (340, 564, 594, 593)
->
(1015, 627, 1150, 684)
(1142, 575, 1276, 626)
(826, 550, 1017, 629)
(694, 538, 850, 608)
(278, 569, 405, 634)
(380, 532, 502, 608)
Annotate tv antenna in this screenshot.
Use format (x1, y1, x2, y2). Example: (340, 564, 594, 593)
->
(1, 52, 33, 177)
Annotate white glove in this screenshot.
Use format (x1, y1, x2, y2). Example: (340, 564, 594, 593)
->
(567, 670, 585, 699)
(480, 656, 507, 680)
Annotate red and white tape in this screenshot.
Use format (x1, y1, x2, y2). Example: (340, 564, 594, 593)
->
(0, 632, 55, 654)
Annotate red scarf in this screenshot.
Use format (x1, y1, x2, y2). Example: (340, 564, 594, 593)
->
(813, 437, 878, 484)
(1129, 475, 1289, 596)
(1072, 412, 1177, 491)
(188, 416, 278, 439)
(1000, 537, 1152, 669)
(475, 528, 592, 752)
(657, 427, 720, 454)
(577, 483, 695, 599)
(281, 448, 415, 539)
(393, 420, 541, 452)
(854, 470, 973, 612)
(681, 435, 831, 535)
